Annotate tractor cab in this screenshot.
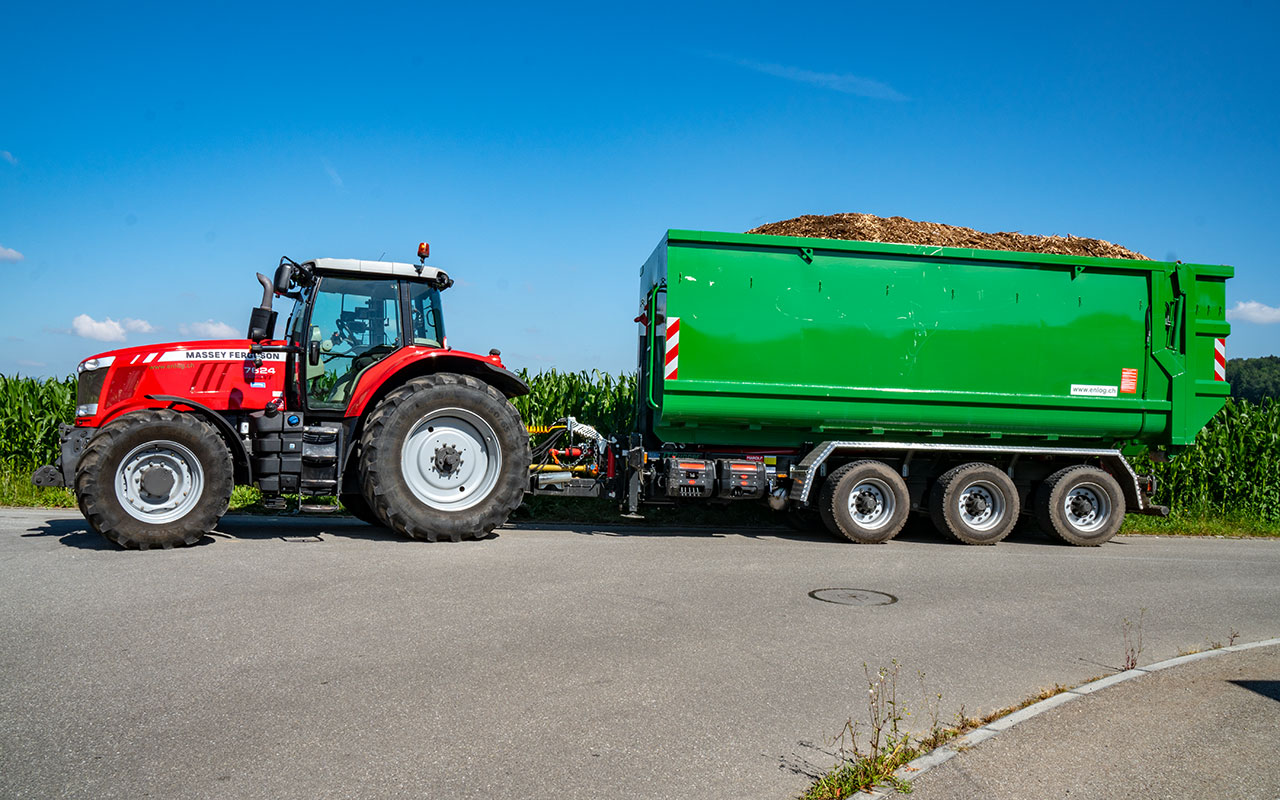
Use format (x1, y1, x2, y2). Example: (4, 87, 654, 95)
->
(250, 256, 453, 413)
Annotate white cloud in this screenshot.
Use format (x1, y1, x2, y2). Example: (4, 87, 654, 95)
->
(710, 54, 906, 100)
(122, 318, 154, 333)
(1227, 301, 1280, 325)
(71, 314, 127, 342)
(0, 244, 23, 261)
(0, 151, 15, 165)
(180, 319, 240, 338)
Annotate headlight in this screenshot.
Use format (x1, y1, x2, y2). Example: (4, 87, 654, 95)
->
(78, 356, 115, 373)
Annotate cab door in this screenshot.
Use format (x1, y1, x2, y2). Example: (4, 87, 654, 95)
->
(301, 276, 403, 411)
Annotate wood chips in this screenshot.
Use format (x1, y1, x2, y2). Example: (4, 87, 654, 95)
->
(746, 213, 1149, 260)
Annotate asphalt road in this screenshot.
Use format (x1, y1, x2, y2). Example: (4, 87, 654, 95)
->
(1, 508, 1277, 800)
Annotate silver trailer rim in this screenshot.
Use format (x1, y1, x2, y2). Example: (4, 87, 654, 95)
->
(400, 407, 501, 512)
(847, 477, 895, 530)
(956, 479, 1006, 532)
(115, 440, 204, 524)
(1064, 482, 1112, 532)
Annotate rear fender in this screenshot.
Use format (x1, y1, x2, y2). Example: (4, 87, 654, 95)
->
(345, 349, 529, 419)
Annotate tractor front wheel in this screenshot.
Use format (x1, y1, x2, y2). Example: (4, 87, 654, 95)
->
(75, 410, 233, 549)
(359, 373, 530, 542)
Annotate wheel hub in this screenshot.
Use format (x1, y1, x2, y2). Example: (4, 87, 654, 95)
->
(1069, 495, 1095, 517)
(963, 494, 990, 515)
(140, 464, 176, 497)
(853, 491, 879, 515)
(433, 444, 463, 475)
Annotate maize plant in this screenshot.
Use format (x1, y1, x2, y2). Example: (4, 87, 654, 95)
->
(0, 375, 75, 466)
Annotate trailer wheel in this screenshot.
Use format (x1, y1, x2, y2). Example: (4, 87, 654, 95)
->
(339, 492, 385, 527)
(359, 373, 530, 542)
(929, 463, 1020, 545)
(74, 410, 233, 549)
(1035, 465, 1124, 546)
(818, 460, 910, 544)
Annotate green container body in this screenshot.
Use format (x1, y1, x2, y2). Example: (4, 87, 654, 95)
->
(637, 230, 1232, 451)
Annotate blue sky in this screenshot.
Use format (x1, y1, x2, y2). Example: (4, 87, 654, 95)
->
(2, 0, 1277, 378)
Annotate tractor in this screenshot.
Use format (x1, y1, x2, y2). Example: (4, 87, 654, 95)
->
(32, 246, 532, 549)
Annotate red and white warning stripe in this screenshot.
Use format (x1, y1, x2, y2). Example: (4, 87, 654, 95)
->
(1214, 338, 1226, 381)
(664, 316, 680, 381)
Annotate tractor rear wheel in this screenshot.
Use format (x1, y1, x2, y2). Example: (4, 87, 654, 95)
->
(359, 373, 530, 542)
(339, 492, 385, 527)
(74, 410, 233, 549)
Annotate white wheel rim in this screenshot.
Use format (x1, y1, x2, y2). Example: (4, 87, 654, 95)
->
(115, 440, 204, 524)
(846, 478, 895, 530)
(1064, 482, 1112, 533)
(956, 480, 1006, 532)
(400, 407, 502, 512)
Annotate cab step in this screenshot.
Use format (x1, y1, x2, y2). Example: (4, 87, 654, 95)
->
(299, 503, 340, 514)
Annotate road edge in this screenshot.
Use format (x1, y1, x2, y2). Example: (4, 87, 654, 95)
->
(848, 635, 1280, 799)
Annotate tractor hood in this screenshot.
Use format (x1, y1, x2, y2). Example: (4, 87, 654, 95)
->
(77, 339, 280, 371)
(74, 339, 289, 426)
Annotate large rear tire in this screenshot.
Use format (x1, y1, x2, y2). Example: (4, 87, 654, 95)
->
(1035, 465, 1125, 546)
(359, 373, 530, 542)
(818, 460, 910, 544)
(74, 410, 233, 550)
(339, 492, 386, 527)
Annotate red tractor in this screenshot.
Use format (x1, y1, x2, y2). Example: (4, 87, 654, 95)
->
(32, 248, 532, 549)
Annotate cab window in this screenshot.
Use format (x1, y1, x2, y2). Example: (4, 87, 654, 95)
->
(408, 282, 444, 347)
(305, 277, 401, 409)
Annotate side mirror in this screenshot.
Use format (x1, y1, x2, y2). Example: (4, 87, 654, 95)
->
(274, 263, 294, 295)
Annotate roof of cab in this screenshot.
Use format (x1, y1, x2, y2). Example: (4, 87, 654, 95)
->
(303, 258, 452, 285)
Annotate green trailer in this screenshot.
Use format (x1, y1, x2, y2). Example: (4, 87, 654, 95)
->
(533, 229, 1232, 547)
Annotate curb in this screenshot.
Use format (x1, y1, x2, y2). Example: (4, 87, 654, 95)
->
(847, 636, 1280, 799)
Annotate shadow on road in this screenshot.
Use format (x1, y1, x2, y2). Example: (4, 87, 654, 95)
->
(17, 508, 1125, 550)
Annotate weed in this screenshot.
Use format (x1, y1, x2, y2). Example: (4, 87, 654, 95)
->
(1122, 608, 1147, 671)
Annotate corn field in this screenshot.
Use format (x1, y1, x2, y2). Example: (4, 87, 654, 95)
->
(510, 368, 636, 436)
(2, 373, 1276, 522)
(1131, 398, 1280, 522)
(0, 375, 75, 466)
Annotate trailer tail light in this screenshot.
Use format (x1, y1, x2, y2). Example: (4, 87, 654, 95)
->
(717, 459, 767, 499)
(664, 458, 715, 498)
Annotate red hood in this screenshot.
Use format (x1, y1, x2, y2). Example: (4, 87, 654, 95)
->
(80, 339, 283, 367)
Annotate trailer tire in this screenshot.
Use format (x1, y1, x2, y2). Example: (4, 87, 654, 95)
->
(360, 373, 530, 542)
(818, 460, 910, 544)
(930, 463, 1020, 545)
(339, 492, 385, 527)
(74, 410, 232, 550)
(1035, 465, 1124, 546)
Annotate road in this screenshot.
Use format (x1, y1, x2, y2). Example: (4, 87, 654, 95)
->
(1, 508, 1277, 799)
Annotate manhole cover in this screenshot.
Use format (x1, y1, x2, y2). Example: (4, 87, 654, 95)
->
(808, 588, 898, 606)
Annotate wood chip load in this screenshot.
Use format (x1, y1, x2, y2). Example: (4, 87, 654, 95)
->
(746, 213, 1149, 260)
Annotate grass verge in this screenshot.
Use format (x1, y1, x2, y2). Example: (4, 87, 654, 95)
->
(1120, 513, 1280, 538)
